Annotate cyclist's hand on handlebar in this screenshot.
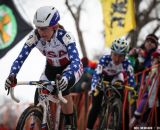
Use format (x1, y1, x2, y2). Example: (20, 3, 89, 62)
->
(129, 89, 138, 105)
(88, 85, 101, 97)
(57, 76, 68, 92)
(113, 81, 122, 86)
(91, 83, 101, 96)
(130, 87, 138, 98)
(5, 74, 17, 95)
(113, 81, 123, 87)
(93, 88, 100, 96)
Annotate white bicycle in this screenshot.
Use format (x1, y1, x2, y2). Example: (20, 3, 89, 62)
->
(10, 78, 67, 130)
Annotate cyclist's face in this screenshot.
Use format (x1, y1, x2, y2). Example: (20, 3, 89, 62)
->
(111, 52, 125, 65)
(37, 26, 54, 41)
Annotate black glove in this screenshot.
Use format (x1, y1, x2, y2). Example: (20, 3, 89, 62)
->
(129, 89, 138, 105)
(92, 83, 102, 97)
(5, 74, 17, 95)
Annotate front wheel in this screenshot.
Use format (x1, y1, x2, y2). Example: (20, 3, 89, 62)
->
(99, 98, 122, 130)
(16, 105, 49, 130)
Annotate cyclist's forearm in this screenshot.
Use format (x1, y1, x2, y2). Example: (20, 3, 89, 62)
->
(91, 74, 100, 90)
(65, 43, 83, 82)
(10, 43, 33, 75)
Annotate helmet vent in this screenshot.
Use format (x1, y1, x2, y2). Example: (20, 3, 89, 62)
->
(35, 12, 37, 19)
(111, 38, 129, 55)
(46, 13, 51, 20)
(33, 6, 60, 27)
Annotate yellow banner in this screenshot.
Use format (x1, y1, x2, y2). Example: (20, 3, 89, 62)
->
(101, 0, 136, 47)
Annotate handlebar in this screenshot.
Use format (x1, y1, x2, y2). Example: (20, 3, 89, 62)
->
(104, 81, 138, 97)
(94, 81, 138, 98)
(125, 85, 138, 98)
(10, 80, 67, 104)
(17, 81, 55, 86)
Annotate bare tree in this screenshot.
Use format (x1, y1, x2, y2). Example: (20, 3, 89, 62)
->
(65, 0, 87, 57)
(128, 0, 160, 48)
(65, 0, 160, 56)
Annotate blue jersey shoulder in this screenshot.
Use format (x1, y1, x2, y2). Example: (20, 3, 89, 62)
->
(99, 55, 112, 65)
(122, 57, 132, 68)
(56, 29, 66, 44)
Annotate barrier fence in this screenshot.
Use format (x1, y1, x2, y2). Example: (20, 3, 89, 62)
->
(72, 64, 160, 130)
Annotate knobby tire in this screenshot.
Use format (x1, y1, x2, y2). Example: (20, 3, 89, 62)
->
(98, 98, 122, 130)
(16, 105, 49, 130)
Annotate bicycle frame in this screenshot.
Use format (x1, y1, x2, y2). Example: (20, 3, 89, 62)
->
(96, 80, 123, 129)
(97, 79, 137, 130)
(38, 93, 62, 129)
(10, 80, 67, 130)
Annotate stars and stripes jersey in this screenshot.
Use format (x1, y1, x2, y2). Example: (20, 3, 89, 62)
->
(91, 55, 136, 90)
(9, 28, 83, 82)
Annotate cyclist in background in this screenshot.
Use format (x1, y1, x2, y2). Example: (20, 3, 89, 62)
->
(86, 38, 136, 130)
(5, 6, 83, 130)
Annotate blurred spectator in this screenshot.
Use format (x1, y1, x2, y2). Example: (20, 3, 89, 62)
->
(129, 49, 160, 128)
(128, 34, 159, 92)
(128, 34, 159, 73)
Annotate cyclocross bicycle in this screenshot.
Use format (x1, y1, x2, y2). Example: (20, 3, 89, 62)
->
(10, 78, 67, 130)
(95, 78, 137, 130)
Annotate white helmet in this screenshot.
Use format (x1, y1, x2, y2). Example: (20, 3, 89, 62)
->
(33, 6, 60, 27)
(111, 38, 129, 55)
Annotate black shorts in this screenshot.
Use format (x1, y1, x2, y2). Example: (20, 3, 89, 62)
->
(45, 61, 75, 96)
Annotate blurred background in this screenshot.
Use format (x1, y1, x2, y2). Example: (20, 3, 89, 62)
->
(0, 0, 160, 129)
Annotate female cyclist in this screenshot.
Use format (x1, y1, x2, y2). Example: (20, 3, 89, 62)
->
(5, 6, 83, 130)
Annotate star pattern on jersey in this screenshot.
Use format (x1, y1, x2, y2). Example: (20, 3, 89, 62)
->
(91, 55, 136, 90)
(123, 61, 135, 86)
(10, 44, 33, 74)
(10, 30, 82, 85)
(62, 43, 81, 80)
(59, 31, 63, 36)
